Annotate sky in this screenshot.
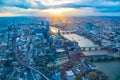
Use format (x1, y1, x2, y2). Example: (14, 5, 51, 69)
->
(0, 0, 120, 16)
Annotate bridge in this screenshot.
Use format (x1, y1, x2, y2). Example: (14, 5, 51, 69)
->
(50, 27, 76, 35)
(84, 55, 120, 62)
(59, 30, 76, 35)
(80, 46, 102, 51)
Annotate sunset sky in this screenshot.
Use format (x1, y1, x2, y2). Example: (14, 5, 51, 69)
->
(0, 0, 120, 17)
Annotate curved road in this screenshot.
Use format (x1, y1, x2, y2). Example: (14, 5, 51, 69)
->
(13, 38, 49, 80)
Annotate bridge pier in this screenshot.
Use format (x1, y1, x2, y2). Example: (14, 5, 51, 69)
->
(83, 47, 85, 51)
(95, 47, 97, 51)
(89, 48, 91, 51)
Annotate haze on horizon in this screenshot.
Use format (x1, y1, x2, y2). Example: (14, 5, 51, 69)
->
(0, 0, 120, 17)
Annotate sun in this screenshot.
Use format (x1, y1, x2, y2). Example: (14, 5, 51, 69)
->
(47, 9, 62, 14)
(41, 8, 76, 15)
(42, 8, 63, 15)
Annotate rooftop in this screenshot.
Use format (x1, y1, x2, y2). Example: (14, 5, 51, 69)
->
(66, 70, 74, 76)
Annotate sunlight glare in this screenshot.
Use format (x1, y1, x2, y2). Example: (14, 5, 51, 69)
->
(42, 8, 76, 15)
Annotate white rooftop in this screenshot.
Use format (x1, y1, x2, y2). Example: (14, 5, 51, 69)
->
(56, 48, 65, 53)
(66, 70, 74, 76)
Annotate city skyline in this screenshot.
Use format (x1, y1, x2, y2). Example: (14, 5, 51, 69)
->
(0, 0, 120, 17)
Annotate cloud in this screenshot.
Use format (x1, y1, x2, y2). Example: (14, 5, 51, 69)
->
(0, 0, 47, 9)
(0, 0, 120, 9)
(0, 6, 120, 17)
(0, 0, 120, 16)
(0, 12, 18, 17)
(0, 6, 48, 16)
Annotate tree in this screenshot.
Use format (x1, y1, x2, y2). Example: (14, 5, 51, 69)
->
(75, 75, 82, 80)
(4, 60, 11, 67)
(8, 52, 14, 57)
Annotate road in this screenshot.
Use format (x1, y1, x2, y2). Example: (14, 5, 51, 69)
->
(8, 71, 16, 80)
(13, 34, 49, 80)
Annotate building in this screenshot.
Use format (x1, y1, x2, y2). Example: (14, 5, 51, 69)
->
(65, 70, 75, 80)
(52, 72, 62, 80)
(54, 57, 69, 66)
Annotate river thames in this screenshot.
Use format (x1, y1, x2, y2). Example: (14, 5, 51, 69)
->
(94, 61, 120, 80)
(62, 32, 120, 80)
(64, 34, 120, 80)
(51, 27, 120, 80)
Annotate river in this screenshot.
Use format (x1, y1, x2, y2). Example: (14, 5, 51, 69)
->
(62, 34, 120, 80)
(63, 34, 120, 80)
(51, 27, 120, 80)
(63, 33, 120, 80)
(94, 61, 120, 80)
(62, 33, 109, 56)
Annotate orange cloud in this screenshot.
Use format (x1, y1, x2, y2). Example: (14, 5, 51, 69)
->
(0, 12, 18, 17)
